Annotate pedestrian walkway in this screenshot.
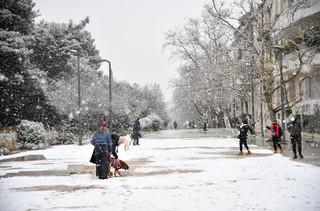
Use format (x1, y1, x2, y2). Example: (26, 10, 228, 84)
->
(146, 128, 320, 167)
(0, 129, 319, 210)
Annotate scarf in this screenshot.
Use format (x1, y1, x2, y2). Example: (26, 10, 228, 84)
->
(271, 124, 279, 137)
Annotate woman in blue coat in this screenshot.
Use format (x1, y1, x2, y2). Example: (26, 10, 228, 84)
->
(91, 122, 112, 179)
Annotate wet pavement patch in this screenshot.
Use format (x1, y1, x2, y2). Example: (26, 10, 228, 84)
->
(0, 154, 46, 162)
(123, 169, 203, 177)
(1, 170, 71, 178)
(11, 185, 104, 192)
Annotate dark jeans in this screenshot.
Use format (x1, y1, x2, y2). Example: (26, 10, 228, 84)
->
(133, 131, 140, 145)
(291, 136, 302, 156)
(95, 146, 108, 178)
(272, 137, 282, 151)
(203, 123, 207, 131)
(239, 138, 249, 151)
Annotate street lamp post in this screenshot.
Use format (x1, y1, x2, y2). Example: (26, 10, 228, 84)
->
(99, 59, 113, 127)
(69, 49, 82, 145)
(271, 45, 286, 144)
(245, 62, 255, 127)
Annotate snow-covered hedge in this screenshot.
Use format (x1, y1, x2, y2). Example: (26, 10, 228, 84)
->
(17, 120, 48, 150)
(140, 113, 162, 131)
(0, 147, 10, 156)
(51, 131, 76, 145)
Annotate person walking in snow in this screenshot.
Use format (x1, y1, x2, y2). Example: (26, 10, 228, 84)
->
(164, 121, 168, 130)
(237, 119, 251, 155)
(202, 113, 208, 131)
(287, 114, 303, 159)
(133, 117, 141, 145)
(173, 121, 177, 130)
(91, 122, 113, 179)
(266, 119, 283, 154)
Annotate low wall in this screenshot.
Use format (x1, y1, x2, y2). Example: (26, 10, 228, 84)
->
(0, 128, 54, 150)
(0, 127, 17, 150)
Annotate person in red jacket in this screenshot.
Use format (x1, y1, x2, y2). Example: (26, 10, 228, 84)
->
(266, 119, 283, 153)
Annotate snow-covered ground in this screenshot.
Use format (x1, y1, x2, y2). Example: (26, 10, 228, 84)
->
(1, 136, 320, 211)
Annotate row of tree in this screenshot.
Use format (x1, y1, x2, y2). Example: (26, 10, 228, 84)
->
(0, 0, 169, 132)
(164, 0, 319, 130)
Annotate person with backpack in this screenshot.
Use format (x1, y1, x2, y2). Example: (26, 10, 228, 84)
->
(237, 119, 251, 155)
(266, 119, 283, 153)
(287, 114, 303, 159)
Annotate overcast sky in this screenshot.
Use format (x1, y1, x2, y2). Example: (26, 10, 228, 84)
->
(33, 0, 209, 101)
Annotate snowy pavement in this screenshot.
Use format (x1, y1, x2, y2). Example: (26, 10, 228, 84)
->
(0, 133, 320, 210)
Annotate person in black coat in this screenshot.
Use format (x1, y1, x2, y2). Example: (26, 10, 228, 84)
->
(133, 118, 141, 145)
(287, 114, 303, 159)
(111, 134, 121, 165)
(173, 121, 177, 130)
(237, 119, 251, 155)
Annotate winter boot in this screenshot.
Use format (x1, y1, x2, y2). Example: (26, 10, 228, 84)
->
(274, 150, 277, 153)
(238, 151, 243, 155)
(299, 154, 303, 159)
(293, 155, 297, 159)
(246, 151, 251, 155)
(280, 148, 283, 153)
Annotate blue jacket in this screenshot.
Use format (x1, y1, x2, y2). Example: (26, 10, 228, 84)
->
(91, 127, 112, 152)
(133, 119, 141, 132)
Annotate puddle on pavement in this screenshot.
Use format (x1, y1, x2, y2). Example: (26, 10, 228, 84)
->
(12, 185, 104, 192)
(33, 163, 54, 165)
(122, 169, 203, 177)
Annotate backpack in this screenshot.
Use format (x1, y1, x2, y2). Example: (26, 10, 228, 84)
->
(239, 125, 248, 138)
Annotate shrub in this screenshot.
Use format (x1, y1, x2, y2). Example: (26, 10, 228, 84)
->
(140, 114, 162, 131)
(51, 131, 76, 145)
(0, 147, 10, 156)
(17, 120, 48, 150)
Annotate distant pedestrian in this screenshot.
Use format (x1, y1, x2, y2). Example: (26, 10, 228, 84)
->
(202, 113, 208, 131)
(237, 119, 251, 155)
(192, 121, 195, 129)
(266, 119, 283, 153)
(173, 121, 177, 130)
(164, 121, 168, 130)
(133, 118, 141, 145)
(287, 114, 303, 159)
(90, 122, 112, 179)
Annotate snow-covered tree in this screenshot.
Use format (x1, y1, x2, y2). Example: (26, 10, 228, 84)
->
(164, 11, 236, 128)
(0, 0, 59, 127)
(17, 120, 48, 149)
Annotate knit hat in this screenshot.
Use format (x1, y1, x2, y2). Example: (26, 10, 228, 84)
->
(101, 121, 108, 128)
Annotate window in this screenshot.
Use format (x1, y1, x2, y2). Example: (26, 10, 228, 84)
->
(309, 74, 320, 99)
(274, 0, 279, 15)
(238, 49, 242, 60)
(288, 0, 294, 7)
(289, 79, 296, 102)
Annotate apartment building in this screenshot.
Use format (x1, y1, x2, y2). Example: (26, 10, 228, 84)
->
(234, 0, 320, 135)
